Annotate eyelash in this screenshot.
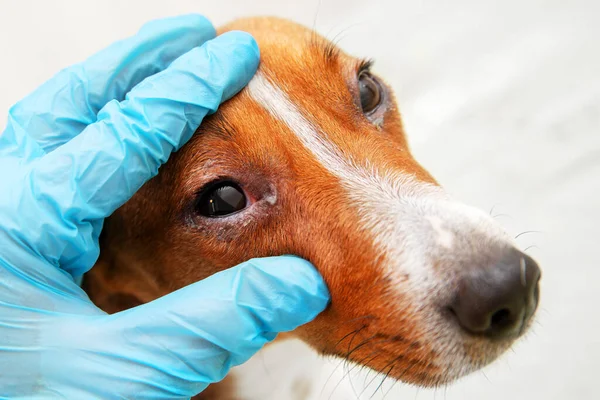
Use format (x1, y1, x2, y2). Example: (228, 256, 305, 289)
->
(358, 58, 375, 74)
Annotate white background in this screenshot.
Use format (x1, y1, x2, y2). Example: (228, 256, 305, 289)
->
(1, 1, 598, 399)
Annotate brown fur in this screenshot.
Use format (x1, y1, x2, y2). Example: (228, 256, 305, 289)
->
(84, 17, 508, 397)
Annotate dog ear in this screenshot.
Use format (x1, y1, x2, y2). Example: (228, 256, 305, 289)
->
(81, 191, 170, 314)
(82, 258, 156, 314)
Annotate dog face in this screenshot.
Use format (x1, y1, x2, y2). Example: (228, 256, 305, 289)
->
(86, 17, 540, 386)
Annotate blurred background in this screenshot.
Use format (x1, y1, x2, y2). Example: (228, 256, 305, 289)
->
(1, 1, 598, 399)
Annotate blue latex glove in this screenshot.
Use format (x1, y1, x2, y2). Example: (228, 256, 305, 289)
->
(0, 14, 329, 399)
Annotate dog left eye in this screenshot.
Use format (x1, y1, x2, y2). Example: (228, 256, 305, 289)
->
(358, 71, 382, 114)
(197, 182, 247, 217)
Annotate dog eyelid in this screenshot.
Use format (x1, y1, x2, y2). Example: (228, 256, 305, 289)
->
(358, 58, 374, 74)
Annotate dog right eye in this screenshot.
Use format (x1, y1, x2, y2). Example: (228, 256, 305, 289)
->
(197, 182, 247, 217)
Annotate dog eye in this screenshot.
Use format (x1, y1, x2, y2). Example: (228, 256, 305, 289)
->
(197, 182, 246, 217)
(358, 71, 382, 114)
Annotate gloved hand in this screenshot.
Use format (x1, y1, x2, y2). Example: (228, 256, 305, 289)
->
(0, 14, 329, 399)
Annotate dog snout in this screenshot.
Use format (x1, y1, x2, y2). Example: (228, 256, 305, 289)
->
(448, 249, 541, 339)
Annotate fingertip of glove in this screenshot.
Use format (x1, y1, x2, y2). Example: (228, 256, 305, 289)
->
(218, 30, 260, 55)
(210, 30, 260, 68)
(196, 31, 259, 102)
(243, 255, 315, 278)
(243, 256, 331, 310)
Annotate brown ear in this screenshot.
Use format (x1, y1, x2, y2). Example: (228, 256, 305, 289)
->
(82, 190, 171, 314)
(83, 258, 161, 314)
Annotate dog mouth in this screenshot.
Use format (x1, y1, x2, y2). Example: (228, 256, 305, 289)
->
(324, 321, 443, 387)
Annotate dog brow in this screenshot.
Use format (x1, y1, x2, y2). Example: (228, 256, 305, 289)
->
(308, 35, 341, 65)
(197, 112, 237, 141)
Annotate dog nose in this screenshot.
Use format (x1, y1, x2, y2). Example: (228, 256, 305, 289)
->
(449, 249, 541, 339)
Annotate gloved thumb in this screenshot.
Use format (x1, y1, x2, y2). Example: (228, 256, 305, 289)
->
(102, 256, 329, 397)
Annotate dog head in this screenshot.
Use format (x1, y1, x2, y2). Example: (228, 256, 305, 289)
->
(85, 17, 541, 386)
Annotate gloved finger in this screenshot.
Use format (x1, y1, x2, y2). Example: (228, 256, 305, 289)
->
(6, 14, 216, 155)
(27, 31, 259, 269)
(97, 257, 330, 397)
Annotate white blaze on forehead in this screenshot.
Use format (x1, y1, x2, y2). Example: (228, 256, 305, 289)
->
(247, 72, 355, 181)
(247, 72, 508, 287)
(248, 73, 442, 270)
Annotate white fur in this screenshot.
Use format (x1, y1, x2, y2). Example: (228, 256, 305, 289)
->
(427, 215, 454, 248)
(248, 72, 512, 379)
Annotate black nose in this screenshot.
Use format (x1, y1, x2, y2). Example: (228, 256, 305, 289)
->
(449, 249, 541, 339)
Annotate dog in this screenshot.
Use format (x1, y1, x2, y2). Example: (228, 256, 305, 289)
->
(83, 16, 541, 399)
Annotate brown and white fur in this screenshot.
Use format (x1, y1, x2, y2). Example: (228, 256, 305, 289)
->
(83, 17, 541, 399)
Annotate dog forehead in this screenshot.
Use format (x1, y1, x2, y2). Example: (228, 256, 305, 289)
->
(219, 17, 353, 91)
(218, 16, 336, 60)
(190, 18, 422, 192)
(192, 18, 354, 168)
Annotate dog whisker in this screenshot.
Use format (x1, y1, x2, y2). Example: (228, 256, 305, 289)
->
(324, 22, 364, 51)
(345, 335, 381, 360)
(369, 364, 394, 399)
(358, 355, 400, 399)
(328, 336, 403, 400)
(492, 213, 511, 219)
(332, 325, 367, 352)
(480, 370, 491, 383)
(311, 0, 324, 33)
(524, 244, 540, 252)
(359, 353, 384, 384)
(382, 375, 399, 400)
(515, 230, 543, 239)
(321, 333, 382, 398)
(326, 331, 378, 400)
(322, 355, 354, 400)
(326, 359, 352, 400)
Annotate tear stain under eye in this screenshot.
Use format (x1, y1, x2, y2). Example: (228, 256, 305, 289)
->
(265, 194, 277, 205)
(372, 115, 385, 129)
(264, 183, 278, 205)
(190, 210, 258, 242)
